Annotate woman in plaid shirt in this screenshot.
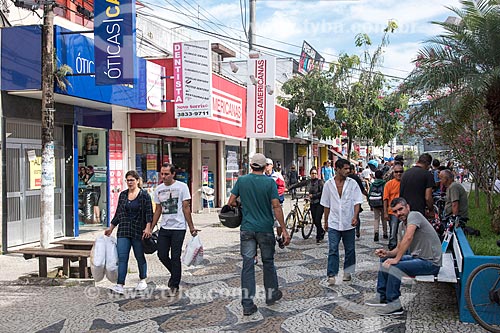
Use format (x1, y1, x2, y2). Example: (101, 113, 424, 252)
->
(105, 170, 153, 294)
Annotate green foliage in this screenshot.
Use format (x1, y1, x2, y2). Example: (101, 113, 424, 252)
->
(279, 69, 339, 140)
(280, 20, 407, 154)
(402, 0, 500, 174)
(54, 54, 73, 92)
(55, 64, 73, 92)
(466, 191, 500, 256)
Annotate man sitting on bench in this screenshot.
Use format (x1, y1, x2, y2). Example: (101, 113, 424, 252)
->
(365, 197, 442, 315)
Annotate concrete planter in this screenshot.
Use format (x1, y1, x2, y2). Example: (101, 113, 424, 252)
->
(455, 227, 500, 323)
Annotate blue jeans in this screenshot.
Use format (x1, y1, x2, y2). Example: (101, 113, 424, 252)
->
(240, 230, 279, 310)
(327, 228, 356, 277)
(376, 255, 440, 302)
(116, 237, 147, 285)
(310, 203, 325, 240)
(157, 228, 186, 289)
(388, 214, 400, 250)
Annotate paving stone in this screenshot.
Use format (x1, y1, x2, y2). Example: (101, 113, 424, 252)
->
(0, 199, 491, 332)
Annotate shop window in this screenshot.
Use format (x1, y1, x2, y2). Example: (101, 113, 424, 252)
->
(78, 129, 107, 228)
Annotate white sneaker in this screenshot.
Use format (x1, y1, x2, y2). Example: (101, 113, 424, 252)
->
(135, 279, 148, 291)
(111, 284, 124, 294)
(343, 273, 352, 281)
(327, 276, 336, 286)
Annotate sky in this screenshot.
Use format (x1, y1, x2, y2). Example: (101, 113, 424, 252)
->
(143, 0, 462, 82)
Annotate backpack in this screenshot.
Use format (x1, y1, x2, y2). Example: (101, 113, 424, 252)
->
(368, 182, 384, 208)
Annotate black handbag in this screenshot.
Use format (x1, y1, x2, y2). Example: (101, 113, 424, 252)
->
(141, 191, 159, 254)
(143, 229, 159, 254)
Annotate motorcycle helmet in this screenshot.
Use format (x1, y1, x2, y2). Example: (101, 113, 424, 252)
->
(142, 230, 158, 254)
(218, 204, 242, 228)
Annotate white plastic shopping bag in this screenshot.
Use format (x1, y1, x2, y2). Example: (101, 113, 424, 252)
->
(90, 236, 106, 282)
(182, 235, 204, 266)
(104, 236, 119, 283)
(90, 235, 106, 282)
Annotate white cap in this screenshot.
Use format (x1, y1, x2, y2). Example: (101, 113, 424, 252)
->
(266, 158, 273, 165)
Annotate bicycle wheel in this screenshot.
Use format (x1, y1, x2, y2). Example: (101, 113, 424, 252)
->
(285, 211, 296, 240)
(301, 209, 314, 239)
(465, 263, 500, 333)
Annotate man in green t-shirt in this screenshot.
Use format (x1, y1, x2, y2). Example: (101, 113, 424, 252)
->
(439, 169, 469, 219)
(227, 153, 291, 316)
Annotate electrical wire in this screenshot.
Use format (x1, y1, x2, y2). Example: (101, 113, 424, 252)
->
(239, 0, 248, 42)
(143, 0, 409, 75)
(138, 10, 406, 81)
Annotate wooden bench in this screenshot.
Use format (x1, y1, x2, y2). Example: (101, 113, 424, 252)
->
(12, 247, 91, 278)
(413, 230, 463, 283)
(52, 239, 94, 251)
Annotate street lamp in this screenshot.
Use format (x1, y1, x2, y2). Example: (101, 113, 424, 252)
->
(306, 108, 316, 173)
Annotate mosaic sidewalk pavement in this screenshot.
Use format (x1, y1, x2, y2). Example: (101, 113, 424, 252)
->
(0, 224, 487, 333)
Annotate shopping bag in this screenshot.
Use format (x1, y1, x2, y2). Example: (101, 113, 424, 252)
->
(90, 236, 106, 282)
(104, 235, 119, 283)
(182, 235, 204, 266)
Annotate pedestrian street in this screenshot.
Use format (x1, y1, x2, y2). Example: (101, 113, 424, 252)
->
(0, 206, 487, 332)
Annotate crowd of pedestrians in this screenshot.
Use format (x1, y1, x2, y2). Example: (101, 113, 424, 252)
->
(103, 152, 470, 318)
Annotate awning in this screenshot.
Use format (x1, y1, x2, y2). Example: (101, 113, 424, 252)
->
(328, 148, 359, 165)
(328, 148, 344, 159)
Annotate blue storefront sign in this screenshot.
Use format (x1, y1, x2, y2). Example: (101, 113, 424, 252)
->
(0, 25, 42, 91)
(1, 26, 146, 110)
(55, 26, 146, 110)
(93, 0, 136, 85)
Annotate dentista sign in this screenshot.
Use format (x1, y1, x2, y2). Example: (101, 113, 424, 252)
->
(94, 0, 136, 85)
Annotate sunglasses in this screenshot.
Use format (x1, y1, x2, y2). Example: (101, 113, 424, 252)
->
(394, 171, 404, 174)
(126, 179, 136, 182)
(311, 172, 318, 175)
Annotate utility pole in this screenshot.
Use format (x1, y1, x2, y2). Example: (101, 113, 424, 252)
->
(40, 1, 55, 248)
(249, 0, 256, 51)
(247, 0, 257, 169)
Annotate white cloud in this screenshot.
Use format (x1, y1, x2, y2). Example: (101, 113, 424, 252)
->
(381, 42, 422, 79)
(145, 0, 466, 77)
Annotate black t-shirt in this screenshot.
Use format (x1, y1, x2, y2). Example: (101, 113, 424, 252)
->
(348, 174, 364, 193)
(348, 174, 365, 212)
(399, 166, 435, 215)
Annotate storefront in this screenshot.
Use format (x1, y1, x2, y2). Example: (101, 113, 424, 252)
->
(77, 127, 108, 229)
(224, 143, 245, 201)
(131, 58, 249, 211)
(135, 135, 193, 196)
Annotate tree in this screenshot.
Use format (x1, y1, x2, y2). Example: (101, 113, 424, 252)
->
(279, 22, 407, 157)
(278, 69, 339, 140)
(402, 0, 500, 233)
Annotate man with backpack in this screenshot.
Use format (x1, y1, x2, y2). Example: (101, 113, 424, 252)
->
(369, 170, 387, 242)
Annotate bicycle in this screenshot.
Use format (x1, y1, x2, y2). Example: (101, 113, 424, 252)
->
(464, 263, 500, 332)
(285, 195, 313, 239)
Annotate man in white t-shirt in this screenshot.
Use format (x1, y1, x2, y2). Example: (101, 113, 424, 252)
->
(361, 165, 373, 191)
(151, 163, 199, 294)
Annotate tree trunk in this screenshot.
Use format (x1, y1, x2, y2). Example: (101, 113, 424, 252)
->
(474, 180, 480, 208)
(40, 5, 55, 248)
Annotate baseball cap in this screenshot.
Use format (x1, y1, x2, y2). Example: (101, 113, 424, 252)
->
(266, 158, 273, 165)
(250, 153, 267, 168)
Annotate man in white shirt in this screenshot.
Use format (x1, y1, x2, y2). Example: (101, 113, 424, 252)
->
(361, 165, 373, 192)
(151, 163, 199, 294)
(321, 158, 363, 285)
